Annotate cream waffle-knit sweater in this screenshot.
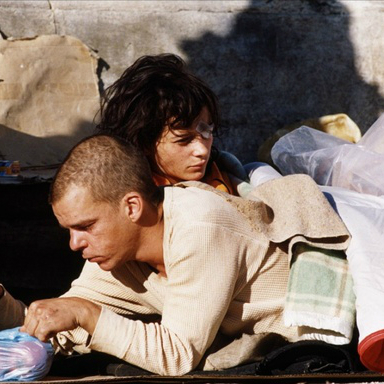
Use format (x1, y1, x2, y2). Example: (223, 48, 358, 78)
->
(0, 176, 350, 376)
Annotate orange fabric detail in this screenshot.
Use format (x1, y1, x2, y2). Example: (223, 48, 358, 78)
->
(152, 161, 236, 195)
(202, 162, 236, 195)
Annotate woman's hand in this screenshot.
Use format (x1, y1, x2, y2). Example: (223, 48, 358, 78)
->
(20, 297, 101, 342)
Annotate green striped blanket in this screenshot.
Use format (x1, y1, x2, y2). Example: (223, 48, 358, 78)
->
(284, 243, 356, 344)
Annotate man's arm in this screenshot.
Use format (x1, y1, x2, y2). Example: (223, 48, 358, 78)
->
(20, 297, 101, 342)
(84, 218, 248, 375)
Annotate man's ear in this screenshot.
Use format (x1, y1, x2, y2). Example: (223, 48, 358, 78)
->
(122, 192, 143, 223)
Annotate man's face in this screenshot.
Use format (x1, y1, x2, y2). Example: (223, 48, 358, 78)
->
(52, 185, 137, 271)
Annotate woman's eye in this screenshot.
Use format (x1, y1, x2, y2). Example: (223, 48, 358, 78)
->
(175, 137, 193, 144)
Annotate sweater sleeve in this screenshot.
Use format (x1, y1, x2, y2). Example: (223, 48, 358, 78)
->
(0, 285, 27, 329)
(53, 259, 163, 355)
(87, 199, 259, 375)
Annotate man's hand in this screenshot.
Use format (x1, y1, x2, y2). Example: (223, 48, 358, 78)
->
(20, 297, 101, 342)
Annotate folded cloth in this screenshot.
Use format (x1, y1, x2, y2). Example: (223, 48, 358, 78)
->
(284, 243, 356, 345)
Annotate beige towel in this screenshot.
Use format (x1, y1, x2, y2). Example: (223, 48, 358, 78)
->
(178, 174, 350, 255)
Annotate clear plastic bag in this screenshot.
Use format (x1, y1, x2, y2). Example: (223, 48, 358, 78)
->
(271, 113, 384, 196)
(0, 327, 54, 382)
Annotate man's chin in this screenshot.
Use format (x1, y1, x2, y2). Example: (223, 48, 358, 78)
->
(87, 257, 114, 271)
(97, 262, 114, 271)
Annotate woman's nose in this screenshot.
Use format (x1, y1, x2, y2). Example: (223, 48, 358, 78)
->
(69, 230, 87, 251)
(192, 138, 211, 157)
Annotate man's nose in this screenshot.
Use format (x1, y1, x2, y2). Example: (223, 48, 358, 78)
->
(69, 230, 87, 251)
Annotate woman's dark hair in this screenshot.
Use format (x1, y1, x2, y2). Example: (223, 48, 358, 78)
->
(95, 53, 220, 156)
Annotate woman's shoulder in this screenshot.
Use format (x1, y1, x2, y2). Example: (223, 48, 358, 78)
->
(203, 151, 248, 195)
(214, 150, 247, 181)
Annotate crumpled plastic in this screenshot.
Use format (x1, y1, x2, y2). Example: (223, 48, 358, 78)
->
(271, 113, 384, 197)
(0, 327, 54, 382)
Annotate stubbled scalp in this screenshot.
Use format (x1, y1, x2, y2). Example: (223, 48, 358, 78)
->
(49, 134, 161, 207)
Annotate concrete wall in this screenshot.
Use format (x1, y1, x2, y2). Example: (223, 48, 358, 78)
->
(1, 0, 384, 163)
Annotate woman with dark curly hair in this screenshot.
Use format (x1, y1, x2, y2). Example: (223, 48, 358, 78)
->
(95, 53, 246, 195)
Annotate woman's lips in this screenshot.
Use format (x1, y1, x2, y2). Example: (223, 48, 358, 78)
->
(189, 161, 206, 169)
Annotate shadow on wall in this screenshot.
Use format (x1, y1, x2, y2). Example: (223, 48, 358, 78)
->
(0, 120, 95, 166)
(181, 0, 384, 163)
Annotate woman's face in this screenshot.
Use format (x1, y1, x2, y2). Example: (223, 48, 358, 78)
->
(153, 107, 214, 184)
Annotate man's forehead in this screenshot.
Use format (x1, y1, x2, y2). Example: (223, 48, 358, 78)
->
(61, 184, 92, 202)
(53, 185, 94, 217)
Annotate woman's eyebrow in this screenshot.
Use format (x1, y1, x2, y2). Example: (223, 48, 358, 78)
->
(172, 131, 194, 139)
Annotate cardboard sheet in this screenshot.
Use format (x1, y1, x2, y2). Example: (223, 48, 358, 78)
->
(0, 34, 100, 174)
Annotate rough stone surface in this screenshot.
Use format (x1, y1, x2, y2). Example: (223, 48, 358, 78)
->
(0, 35, 100, 166)
(1, 0, 384, 163)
